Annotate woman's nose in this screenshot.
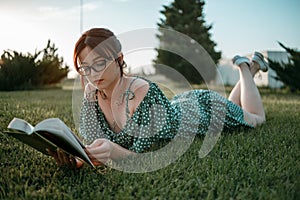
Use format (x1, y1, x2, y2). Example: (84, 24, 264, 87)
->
(90, 67, 101, 77)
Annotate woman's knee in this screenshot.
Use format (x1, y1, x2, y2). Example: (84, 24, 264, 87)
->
(244, 111, 266, 127)
(255, 115, 266, 127)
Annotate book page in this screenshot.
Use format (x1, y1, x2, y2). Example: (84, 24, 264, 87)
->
(7, 118, 34, 134)
(34, 118, 84, 147)
(34, 118, 93, 167)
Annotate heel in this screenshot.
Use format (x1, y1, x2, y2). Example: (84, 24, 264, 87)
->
(252, 52, 269, 72)
(232, 55, 250, 67)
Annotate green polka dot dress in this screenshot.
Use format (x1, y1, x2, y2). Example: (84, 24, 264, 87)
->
(79, 77, 252, 153)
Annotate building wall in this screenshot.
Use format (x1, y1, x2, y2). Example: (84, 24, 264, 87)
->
(214, 59, 239, 86)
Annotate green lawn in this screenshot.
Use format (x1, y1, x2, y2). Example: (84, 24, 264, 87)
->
(0, 88, 299, 199)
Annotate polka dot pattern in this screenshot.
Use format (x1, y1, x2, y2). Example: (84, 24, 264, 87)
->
(79, 77, 252, 153)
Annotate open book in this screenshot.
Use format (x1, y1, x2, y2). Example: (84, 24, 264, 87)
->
(5, 117, 94, 168)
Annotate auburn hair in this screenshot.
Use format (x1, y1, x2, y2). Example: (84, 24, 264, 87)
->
(73, 28, 125, 77)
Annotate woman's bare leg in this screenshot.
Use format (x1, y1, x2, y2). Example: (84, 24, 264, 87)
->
(228, 65, 260, 106)
(228, 81, 242, 106)
(238, 62, 265, 127)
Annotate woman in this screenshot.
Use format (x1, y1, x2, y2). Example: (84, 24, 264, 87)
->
(50, 28, 268, 169)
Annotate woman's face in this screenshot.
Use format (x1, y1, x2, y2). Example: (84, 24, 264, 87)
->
(78, 46, 121, 90)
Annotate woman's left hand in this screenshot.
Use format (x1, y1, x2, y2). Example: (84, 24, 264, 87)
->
(47, 148, 84, 169)
(85, 139, 114, 166)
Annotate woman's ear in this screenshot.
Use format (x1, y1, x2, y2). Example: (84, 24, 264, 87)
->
(117, 53, 124, 67)
(119, 53, 124, 61)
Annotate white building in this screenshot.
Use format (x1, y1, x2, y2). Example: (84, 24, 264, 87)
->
(215, 51, 288, 88)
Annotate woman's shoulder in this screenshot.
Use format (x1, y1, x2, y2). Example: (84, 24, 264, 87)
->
(126, 76, 170, 113)
(127, 76, 164, 98)
(126, 76, 151, 111)
(128, 76, 150, 90)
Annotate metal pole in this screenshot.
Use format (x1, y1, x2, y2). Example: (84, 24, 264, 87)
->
(80, 0, 83, 34)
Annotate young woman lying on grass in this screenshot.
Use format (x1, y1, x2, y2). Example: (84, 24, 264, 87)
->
(49, 28, 268, 169)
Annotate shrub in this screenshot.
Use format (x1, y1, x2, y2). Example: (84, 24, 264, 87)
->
(0, 40, 69, 91)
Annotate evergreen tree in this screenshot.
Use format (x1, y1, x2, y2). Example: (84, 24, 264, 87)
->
(269, 42, 300, 92)
(154, 0, 221, 84)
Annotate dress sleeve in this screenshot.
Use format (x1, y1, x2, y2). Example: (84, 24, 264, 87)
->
(79, 98, 106, 145)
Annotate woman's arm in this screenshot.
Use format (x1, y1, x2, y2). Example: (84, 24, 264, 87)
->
(48, 139, 136, 169)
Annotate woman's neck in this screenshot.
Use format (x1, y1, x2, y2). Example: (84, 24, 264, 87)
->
(102, 76, 125, 100)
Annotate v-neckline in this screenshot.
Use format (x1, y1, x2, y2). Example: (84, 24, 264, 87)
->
(95, 79, 153, 134)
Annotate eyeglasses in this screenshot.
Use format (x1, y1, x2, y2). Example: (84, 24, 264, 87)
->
(78, 58, 114, 76)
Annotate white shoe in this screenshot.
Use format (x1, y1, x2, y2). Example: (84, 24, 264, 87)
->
(252, 51, 269, 72)
(232, 55, 250, 67)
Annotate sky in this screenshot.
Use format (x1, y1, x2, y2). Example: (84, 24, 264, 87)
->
(0, 0, 299, 78)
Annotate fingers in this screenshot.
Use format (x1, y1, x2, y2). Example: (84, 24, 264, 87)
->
(75, 158, 84, 169)
(85, 139, 112, 165)
(47, 148, 78, 169)
(88, 152, 110, 165)
(86, 148, 107, 164)
(47, 148, 61, 165)
(58, 149, 77, 169)
(69, 156, 77, 168)
(87, 138, 106, 148)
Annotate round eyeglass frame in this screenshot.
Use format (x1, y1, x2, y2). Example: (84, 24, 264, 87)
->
(78, 58, 115, 76)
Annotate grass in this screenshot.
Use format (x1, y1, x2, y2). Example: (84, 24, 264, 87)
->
(0, 88, 299, 199)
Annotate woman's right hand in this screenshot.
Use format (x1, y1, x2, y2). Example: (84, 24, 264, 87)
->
(47, 148, 83, 170)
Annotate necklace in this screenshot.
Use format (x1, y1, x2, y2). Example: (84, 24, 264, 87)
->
(95, 89, 119, 132)
(98, 90, 107, 100)
(110, 120, 118, 132)
(94, 89, 107, 100)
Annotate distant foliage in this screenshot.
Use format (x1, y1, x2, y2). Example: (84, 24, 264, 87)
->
(0, 51, 37, 90)
(154, 0, 221, 84)
(0, 40, 69, 91)
(268, 42, 300, 92)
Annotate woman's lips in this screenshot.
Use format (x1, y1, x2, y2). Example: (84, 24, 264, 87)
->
(94, 79, 104, 85)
